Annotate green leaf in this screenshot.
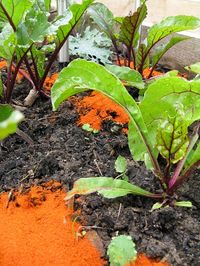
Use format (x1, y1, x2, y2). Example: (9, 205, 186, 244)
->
(105, 64, 144, 89)
(107, 235, 137, 266)
(69, 26, 112, 64)
(0, 104, 24, 140)
(119, 2, 147, 48)
(151, 202, 164, 211)
(65, 177, 154, 200)
(147, 15, 200, 49)
(0, 0, 33, 27)
(156, 113, 189, 164)
(115, 155, 127, 174)
(140, 77, 200, 149)
(185, 62, 200, 75)
(0, 24, 16, 61)
(16, 7, 50, 46)
(136, 43, 149, 71)
(175, 201, 192, 208)
(88, 2, 115, 36)
(36, 0, 51, 12)
(51, 59, 157, 168)
(151, 36, 190, 72)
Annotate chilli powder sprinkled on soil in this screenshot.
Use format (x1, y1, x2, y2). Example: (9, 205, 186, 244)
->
(0, 182, 104, 266)
(0, 182, 170, 266)
(127, 254, 170, 266)
(70, 91, 129, 131)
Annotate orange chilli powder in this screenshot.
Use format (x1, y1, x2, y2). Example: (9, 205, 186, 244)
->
(127, 254, 170, 266)
(0, 182, 104, 266)
(70, 91, 129, 131)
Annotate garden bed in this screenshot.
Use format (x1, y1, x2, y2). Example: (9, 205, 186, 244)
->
(0, 81, 200, 266)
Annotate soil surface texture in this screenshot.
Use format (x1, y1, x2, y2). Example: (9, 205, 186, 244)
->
(0, 81, 200, 266)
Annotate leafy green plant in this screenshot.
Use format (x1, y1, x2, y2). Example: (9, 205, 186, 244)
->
(0, 0, 93, 105)
(107, 235, 137, 266)
(51, 59, 200, 208)
(88, 1, 200, 78)
(69, 26, 112, 64)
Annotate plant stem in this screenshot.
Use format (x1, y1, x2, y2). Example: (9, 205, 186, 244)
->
(0, 3, 16, 31)
(168, 123, 199, 190)
(131, 47, 136, 70)
(23, 56, 40, 91)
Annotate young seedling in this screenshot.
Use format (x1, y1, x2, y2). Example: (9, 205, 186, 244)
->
(51, 59, 200, 209)
(107, 235, 137, 266)
(82, 123, 99, 134)
(115, 155, 128, 181)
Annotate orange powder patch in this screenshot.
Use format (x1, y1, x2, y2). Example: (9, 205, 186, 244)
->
(0, 182, 104, 266)
(70, 91, 129, 131)
(0, 60, 24, 82)
(127, 254, 170, 266)
(44, 73, 59, 91)
(118, 59, 163, 78)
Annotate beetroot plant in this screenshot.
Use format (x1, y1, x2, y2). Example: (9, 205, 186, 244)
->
(0, 0, 93, 105)
(88, 1, 200, 78)
(51, 59, 200, 208)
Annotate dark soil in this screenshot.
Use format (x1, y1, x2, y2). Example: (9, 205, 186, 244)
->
(0, 81, 200, 266)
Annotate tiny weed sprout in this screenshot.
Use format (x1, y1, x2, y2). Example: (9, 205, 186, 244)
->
(107, 235, 137, 266)
(0, 0, 93, 105)
(51, 59, 200, 209)
(115, 155, 129, 181)
(88, 1, 200, 78)
(82, 123, 99, 134)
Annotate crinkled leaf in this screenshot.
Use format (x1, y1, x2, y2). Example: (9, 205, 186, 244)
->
(65, 177, 153, 200)
(147, 15, 200, 49)
(0, 104, 23, 140)
(0, 0, 33, 27)
(16, 4, 51, 46)
(107, 235, 137, 266)
(156, 114, 189, 164)
(50, 0, 93, 46)
(151, 36, 190, 72)
(185, 62, 200, 75)
(69, 26, 112, 64)
(115, 155, 127, 174)
(105, 64, 144, 89)
(119, 2, 147, 48)
(51, 59, 157, 167)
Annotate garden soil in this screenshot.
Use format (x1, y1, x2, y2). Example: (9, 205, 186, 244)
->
(0, 79, 200, 266)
